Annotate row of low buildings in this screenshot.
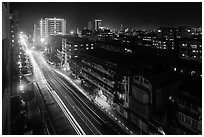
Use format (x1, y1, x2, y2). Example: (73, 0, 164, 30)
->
(33, 17, 202, 63)
(141, 26, 202, 62)
(45, 34, 202, 135)
(80, 25, 202, 63)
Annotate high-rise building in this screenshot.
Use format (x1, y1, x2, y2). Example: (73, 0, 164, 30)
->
(33, 24, 37, 41)
(3, 2, 11, 134)
(88, 21, 94, 30)
(120, 24, 124, 32)
(39, 17, 66, 40)
(94, 19, 102, 30)
(10, 11, 19, 47)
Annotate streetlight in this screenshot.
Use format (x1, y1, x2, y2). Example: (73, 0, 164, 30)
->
(40, 38, 45, 43)
(19, 84, 24, 91)
(70, 31, 74, 35)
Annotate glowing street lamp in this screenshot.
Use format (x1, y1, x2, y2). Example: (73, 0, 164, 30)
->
(70, 31, 74, 35)
(41, 38, 45, 43)
(17, 61, 21, 65)
(19, 84, 24, 91)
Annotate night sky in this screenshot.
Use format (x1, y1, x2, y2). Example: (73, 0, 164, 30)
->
(10, 2, 202, 34)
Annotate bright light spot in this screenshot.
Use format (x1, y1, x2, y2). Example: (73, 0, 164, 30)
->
(70, 31, 74, 35)
(26, 49, 31, 54)
(19, 84, 24, 91)
(191, 71, 195, 75)
(41, 38, 45, 42)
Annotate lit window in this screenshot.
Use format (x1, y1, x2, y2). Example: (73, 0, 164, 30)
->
(192, 121, 198, 129)
(174, 67, 177, 71)
(74, 45, 78, 47)
(12, 40, 14, 43)
(191, 45, 197, 49)
(182, 54, 185, 57)
(182, 44, 187, 47)
(74, 48, 77, 50)
(191, 71, 195, 75)
(86, 47, 89, 50)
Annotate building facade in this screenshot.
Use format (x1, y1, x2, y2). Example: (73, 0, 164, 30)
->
(88, 21, 94, 30)
(174, 78, 202, 135)
(94, 19, 102, 30)
(3, 2, 11, 134)
(179, 39, 202, 62)
(40, 17, 66, 40)
(33, 24, 39, 42)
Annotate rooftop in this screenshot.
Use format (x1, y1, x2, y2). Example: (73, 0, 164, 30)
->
(178, 77, 202, 104)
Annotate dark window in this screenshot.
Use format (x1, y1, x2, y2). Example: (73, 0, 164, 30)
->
(192, 104, 197, 111)
(185, 101, 191, 108)
(192, 121, 198, 129)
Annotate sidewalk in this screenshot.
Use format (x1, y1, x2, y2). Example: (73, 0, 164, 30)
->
(52, 66, 143, 135)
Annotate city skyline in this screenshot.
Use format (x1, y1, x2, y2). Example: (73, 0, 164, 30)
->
(11, 2, 202, 34)
(3, 2, 202, 135)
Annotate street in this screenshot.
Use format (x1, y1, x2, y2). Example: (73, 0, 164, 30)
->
(29, 50, 128, 135)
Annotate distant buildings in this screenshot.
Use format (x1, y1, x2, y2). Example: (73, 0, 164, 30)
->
(179, 39, 202, 62)
(88, 21, 94, 30)
(87, 19, 102, 31)
(94, 19, 102, 30)
(39, 17, 66, 40)
(33, 24, 40, 46)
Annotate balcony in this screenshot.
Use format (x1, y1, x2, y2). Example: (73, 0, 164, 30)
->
(82, 59, 115, 77)
(82, 67, 114, 88)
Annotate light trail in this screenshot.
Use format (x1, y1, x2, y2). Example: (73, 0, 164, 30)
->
(45, 83, 86, 135)
(51, 72, 102, 134)
(29, 51, 86, 135)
